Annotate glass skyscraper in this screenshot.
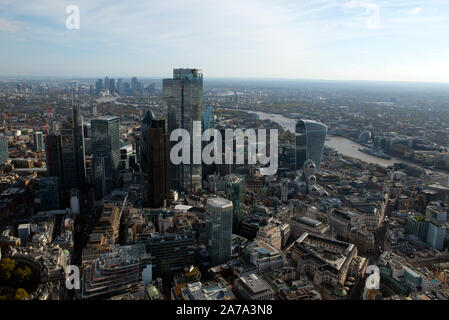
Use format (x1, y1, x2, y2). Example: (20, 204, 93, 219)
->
(61, 119, 77, 190)
(73, 104, 87, 189)
(39, 176, 60, 210)
(295, 119, 327, 170)
(32, 131, 44, 152)
(202, 106, 214, 131)
(225, 174, 245, 233)
(45, 133, 64, 186)
(91, 116, 120, 187)
(60, 105, 86, 191)
(0, 135, 8, 165)
(202, 106, 215, 180)
(146, 118, 170, 208)
(92, 149, 113, 199)
(163, 68, 203, 193)
(139, 109, 154, 173)
(206, 197, 233, 266)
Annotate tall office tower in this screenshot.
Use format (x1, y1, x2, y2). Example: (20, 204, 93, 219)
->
(104, 76, 110, 91)
(32, 131, 44, 151)
(163, 68, 203, 193)
(95, 79, 103, 94)
(61, 119, 77, 191)
(117, 79, 124, 96)
(131, 77, 140, 96)
(202, 106, 215, 179)
(0, 135, 8, 165)
(39, 176, 60, 210)
(148, 83, 156, 95)
(146, 118, 170, 208)
(73, 105, 87, 189)
(45, 133, 64, 185)
(92, 141, 113, 199)
(109, 78, 116, 93)
(295, 119, 328, 170)
(206, 197, 233, 266)
(139, 110, 154, 173)
(202, 106, 214, 131)
(225, 174, 246, 233)
(91, 116, 120, 186)
(60, 105, 87, 191)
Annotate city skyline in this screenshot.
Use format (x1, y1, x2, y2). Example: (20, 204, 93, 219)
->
(1, 1, 449, 82)
(2, 0, 449, 306)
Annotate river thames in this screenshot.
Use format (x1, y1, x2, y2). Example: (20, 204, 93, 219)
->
(248, 111, 401, 167)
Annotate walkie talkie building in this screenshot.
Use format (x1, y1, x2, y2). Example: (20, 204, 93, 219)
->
(295, 119, 327, 170)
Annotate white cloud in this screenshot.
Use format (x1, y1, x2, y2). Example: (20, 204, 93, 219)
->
(0, 19, 19, 32)
(407, 7, 422, 15)
(346, 0, 381, 29)
(1, 0, 449, 81)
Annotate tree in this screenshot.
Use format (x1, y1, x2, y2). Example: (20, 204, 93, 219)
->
(0, 258, 17, 284)
(14, 288, 28, 300)
(13, 266, 32, 286)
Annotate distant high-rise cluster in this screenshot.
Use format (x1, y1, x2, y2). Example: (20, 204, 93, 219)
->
(95, 76, 156, 96)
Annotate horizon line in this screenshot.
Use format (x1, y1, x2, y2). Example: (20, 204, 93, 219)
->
(1, 75, 449, 86)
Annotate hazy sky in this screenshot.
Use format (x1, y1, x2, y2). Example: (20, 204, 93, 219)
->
(1, 0, 449, 82)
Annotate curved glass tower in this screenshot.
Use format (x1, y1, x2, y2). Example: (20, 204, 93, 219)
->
(295, 119, 327, 170)
(206, 197, 233, 266)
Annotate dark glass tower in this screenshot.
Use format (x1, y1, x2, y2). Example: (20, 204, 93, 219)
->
(91, 116, 120, 187)
(61, 119, 77, 191)
(60, 105, 86, 191)
(92, 140, 113, 199)
(225, 174, 246, 233)
(146, 118, 170, 208)
(202, 106, 215, 180)
(39, 176, 60, 210)
(295, 119, 327, 170)
(73, 104, 87, 189)
(163, 68, 203, 193)
(0, 135, 9, 165)
(139, 110, 154, 173)
(45, 133, 64, 186)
